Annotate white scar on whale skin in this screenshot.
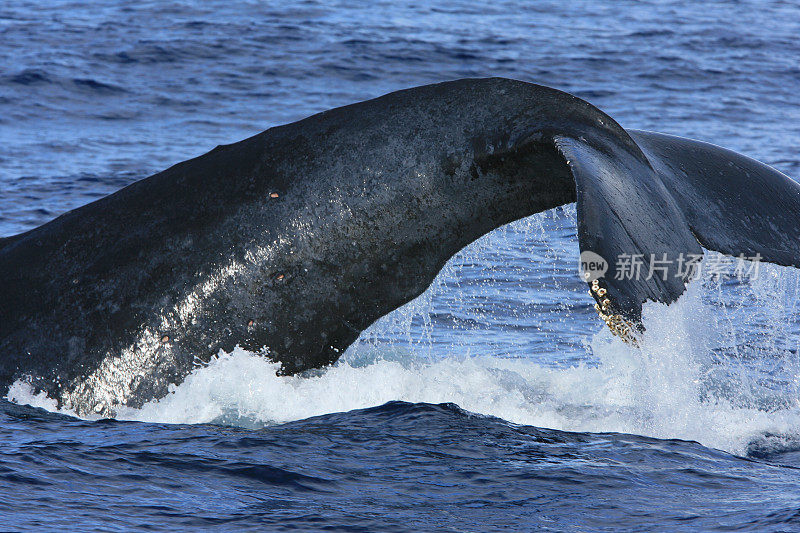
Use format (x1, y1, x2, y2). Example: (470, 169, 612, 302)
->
(59, 237, 285, 415)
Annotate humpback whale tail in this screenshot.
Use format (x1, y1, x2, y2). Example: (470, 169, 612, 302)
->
(558, 124, 800, 339)
(1, 77, 799, 415)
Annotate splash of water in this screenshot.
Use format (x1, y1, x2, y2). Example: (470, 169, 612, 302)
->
(8, 209, 800, 456)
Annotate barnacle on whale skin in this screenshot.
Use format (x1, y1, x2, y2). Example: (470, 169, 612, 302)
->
(589, 280, 640, 346)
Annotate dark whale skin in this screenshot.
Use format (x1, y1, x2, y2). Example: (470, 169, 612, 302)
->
(2, 78, 798, 415)
(1, 78, 580, 413)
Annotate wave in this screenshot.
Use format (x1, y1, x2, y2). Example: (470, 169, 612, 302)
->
(9, 279, 800, 458)
(7, 210, 800, 458)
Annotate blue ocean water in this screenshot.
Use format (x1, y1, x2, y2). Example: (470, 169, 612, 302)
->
(2, 1, 800, 530)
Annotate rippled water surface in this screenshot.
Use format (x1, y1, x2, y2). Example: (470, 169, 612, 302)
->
(2, 1, 800, 531)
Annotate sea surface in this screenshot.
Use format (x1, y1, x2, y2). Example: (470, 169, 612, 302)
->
(2, 1, 800, 531)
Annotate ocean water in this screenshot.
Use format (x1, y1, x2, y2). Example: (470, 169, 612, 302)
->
(2, 0, 800, 530)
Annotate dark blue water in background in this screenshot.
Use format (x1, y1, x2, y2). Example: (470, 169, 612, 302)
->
(2, 1, 800, 530)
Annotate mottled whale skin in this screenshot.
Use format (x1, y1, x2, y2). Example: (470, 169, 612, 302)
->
(1, 78, 799, 416)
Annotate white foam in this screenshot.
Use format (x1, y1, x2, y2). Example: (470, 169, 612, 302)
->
(7, 380, 80, 418)
(7, 211, 800, 457)
(10, 276, 800, 456)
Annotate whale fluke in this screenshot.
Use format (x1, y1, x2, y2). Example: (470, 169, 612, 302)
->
(554, 134, 701, 332)
(631, 130, 800, 269)
(1, 77, 798, 415)
(554, 128, 800, 337)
